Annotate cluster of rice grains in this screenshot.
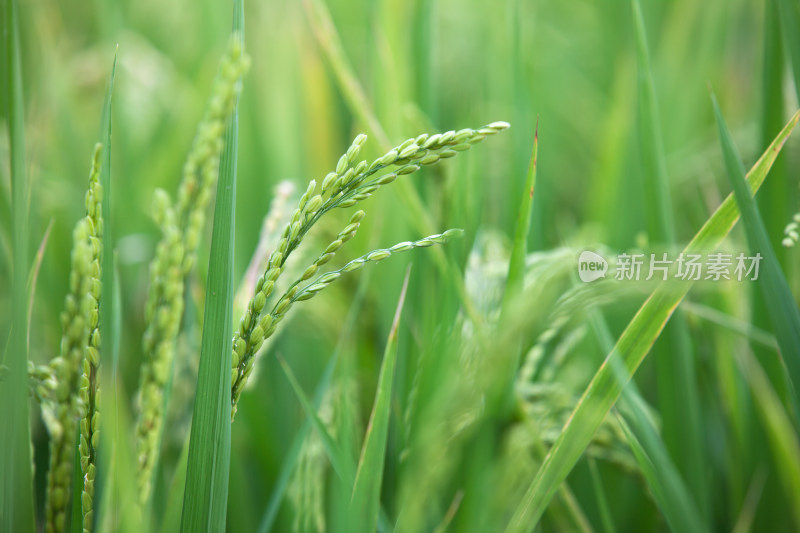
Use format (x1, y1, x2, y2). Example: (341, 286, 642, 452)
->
(230, 121, 510, 419)
(40, 144, 104, 533)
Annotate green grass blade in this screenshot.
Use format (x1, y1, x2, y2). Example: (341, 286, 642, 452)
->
(505, 110, 800, 533)
(775, 0, 800, 107)
(631, 1, 707, 517)
(614, 416, 703, 533)
(257, 362, 334, 533)
(711, 94, 800, 390)
(631, 0, 674, 243)
(588, 311, 706, 533)
(95, 50, 119, 531)
(98, 51, 117, 372)
(735, 350, 800, 530)
(160, 431, 190, 533)
(350, 267, 411, 532)
(503, 124, 538, 309)
(0, 0, 35, 528)
(258, 274, 372, 533)
(587, 459, 616, 533)
(278, 355, 355, 484)
(180, 3, 243, 530)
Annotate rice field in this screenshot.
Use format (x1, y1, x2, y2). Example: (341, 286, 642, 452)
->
(2, 0, 800, 532)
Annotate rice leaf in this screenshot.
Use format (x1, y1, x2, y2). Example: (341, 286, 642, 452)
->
(160, 432, 190, 533)
(350, 267, 411, 532)
(180, 2, 243, 530)
(0, 0, 36, 528)
(503, 123, 538, 310)
(258, 350, 340, 533)
(505, 109, 800, 533)
(588, 311, 705, 533)
(734, 350, 800, 530)
(259, 273, 373, 533)
(26, 220, 53, 347)
(775, 0, 800, 106)
(711, 93, 800, 393)
(278, 355, 355, 485)
(587, 459, 616, 533)
(631, 1, 708, 517)
(94, 50, 119, 533)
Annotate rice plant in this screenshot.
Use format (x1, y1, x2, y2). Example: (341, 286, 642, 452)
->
(3, 0, 800, 532)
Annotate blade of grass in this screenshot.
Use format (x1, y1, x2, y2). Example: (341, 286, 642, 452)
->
(614, 415, 702, 533)
(502, 122, 538, 314)
(258, 271, 374, 533)
(775, 0, 800, 107)
(734, 349, 800, 530)
(505, 109, 800, 533)
(257, 358, 337, 533)
(499, 123, 537, 411)
(278, 354, 355, 485)
(0, 0, 36, 528)
(95, 49, 123, 532)
(681, 301, 777, 351)
(760, 0, 790, 256)
(587, 459, 616, 533)
(350, 266, 411, 532)
(631, 0, 674, 243)
(711, 93, 800, 396)
(26, 220, 53, 347)
(160, 431, 190, 533)
(180, 3, 243, 530)
(631, 1, 708, 518)
(588, 310, 706, 533)
(731, 468, 767, 533)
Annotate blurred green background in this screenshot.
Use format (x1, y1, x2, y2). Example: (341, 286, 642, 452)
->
(3, 0, 800, 531)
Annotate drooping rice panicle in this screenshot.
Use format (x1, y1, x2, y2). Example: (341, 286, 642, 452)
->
(229, 122, 509, 419)
(231, 228, 464, 417)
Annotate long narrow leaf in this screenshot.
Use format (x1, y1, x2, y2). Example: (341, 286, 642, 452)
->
(350, 267, 411, 532)
(735, 350, 800, 530)
(180, 2, 244, 530)
(0, 0, 36, 528)
(503, 124, 538, 309)
(94, 51, 126, 533)
(631, 1, 708, 517)
(775, 0, 800, 107)
(258, 273, 373, 533)
(505, 110, 800, 533)
(278, 355, 355, 485)
(711, 93, 800, 395)
(588, 311, 705, 533)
